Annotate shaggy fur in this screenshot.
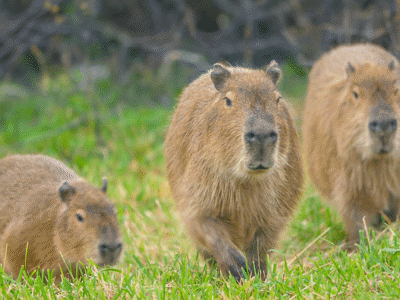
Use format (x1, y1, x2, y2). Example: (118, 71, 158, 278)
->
(164, 61, 304, 281)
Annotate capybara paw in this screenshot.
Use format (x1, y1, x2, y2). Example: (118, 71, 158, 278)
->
(248, 261, 267, 279)
(228, 263, 245, 283)
(371, 213, 383, 228)
(226, 248, 248, 282)
(382, 208, 398, 223)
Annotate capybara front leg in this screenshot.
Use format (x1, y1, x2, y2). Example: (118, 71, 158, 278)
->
(383, 193, 400, 223)
(245, 228, 275, 280)
(341, 202, 376, 249)
(186, 216, 247, 282)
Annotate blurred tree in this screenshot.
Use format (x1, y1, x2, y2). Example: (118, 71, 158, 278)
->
(0, 0, 399, 86)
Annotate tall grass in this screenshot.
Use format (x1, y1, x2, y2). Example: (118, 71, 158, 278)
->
(0, 63, 399, 299)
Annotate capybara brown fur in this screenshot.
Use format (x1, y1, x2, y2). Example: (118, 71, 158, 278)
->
(0, 154, 123, 281)
(302, 43, 400, 246)
(164, 61, 304, 281)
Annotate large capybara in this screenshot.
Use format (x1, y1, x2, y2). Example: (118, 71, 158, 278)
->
(303, 43, 400, 247)
(164, 61, 304, 281)
(0, 154, 123, 281)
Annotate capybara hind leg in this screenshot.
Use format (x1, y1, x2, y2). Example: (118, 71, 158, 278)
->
(0, 223, 22, 279)
(186, 217, 247, 282)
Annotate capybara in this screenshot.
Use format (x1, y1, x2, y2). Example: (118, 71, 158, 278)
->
(302, 43, 400, 246)
(164, 61, 304, 281)
(0, 154, 123, 281)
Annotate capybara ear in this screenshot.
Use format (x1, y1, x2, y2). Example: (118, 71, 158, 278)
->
(264, 60, 281, 85)
(389, 60, 395, 71)
(101, 177, 108, 193)
(218, 60, 232, 67)
(211, 64, 231, 91)
(346, 62, 355, 77)
(58, 181, 76, 203)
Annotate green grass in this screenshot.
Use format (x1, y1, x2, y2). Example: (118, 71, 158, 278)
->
(0, 65, 400, 299)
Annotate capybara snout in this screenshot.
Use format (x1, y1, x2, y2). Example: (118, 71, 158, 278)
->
(99, 241, 123, 265)
(369, 100, 397, 154)
(97, 220, 123, 265)
(244, 115, 278, 170)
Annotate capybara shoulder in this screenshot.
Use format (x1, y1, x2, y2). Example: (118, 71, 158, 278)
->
(0, 154, 123, 281)
(302, 43, 400, 246)
(165, 61, 304, 281)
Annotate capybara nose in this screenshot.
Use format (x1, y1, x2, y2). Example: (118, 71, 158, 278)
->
(369, 119, 397, 136)
(245, 130, 278, 144)
(99, 242, 123, 259)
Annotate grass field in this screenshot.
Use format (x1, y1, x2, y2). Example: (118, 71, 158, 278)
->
(0, 64, 400, 299)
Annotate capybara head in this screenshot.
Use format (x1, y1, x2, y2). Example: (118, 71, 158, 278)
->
(207, 61, 284, 177)
(54, 178, 123, 267)
(335, 61, 400, 159)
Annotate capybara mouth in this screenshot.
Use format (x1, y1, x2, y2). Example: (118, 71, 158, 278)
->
(100, 257, 118, 266)
(379, 149, 389, 154)
(373, 141, 394, 155)
(251, 164, 268, 170)
(247, 162, 272, 171)
(97, 255, 119, 266)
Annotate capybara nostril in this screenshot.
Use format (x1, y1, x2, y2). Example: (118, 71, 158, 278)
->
(99, 244, 109, 256)
(369, 121, 379, 132)
(245, 132, 256, 143)
(99, 242, 123, 256)
(267, 130, 278, 143)
(369, 119, 397, 134)
(245, 130, 278, 144)
(115, 242, 123, 251)
(390, 119, 397, 131)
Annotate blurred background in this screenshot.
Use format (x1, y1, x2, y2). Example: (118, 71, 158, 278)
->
(1, 0, 399, 97)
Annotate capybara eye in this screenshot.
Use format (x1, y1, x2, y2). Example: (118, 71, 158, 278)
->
(276, 97, 281, 104)
(76, 214, 84, 222)
(225, 97, 232, 106)
(353, 91, 358, 99)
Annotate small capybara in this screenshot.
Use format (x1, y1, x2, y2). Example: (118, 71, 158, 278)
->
(0, 154, 123, 281)
(164, 61, 304, 281)
(302, 43, 400, 246)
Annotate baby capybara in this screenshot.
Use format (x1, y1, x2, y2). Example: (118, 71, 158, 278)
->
(165, 61, 304, 281)
(302, 43, 400, 247)
(0, 154, 123, 281)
